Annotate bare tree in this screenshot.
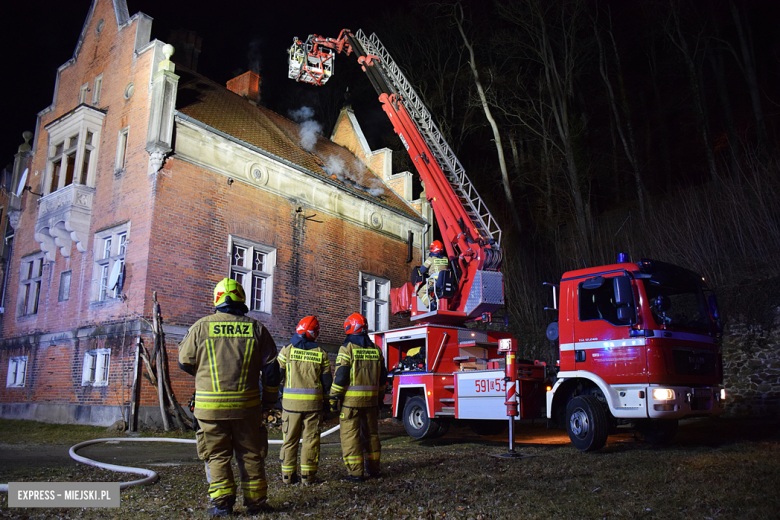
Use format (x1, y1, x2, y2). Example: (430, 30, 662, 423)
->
(593, 8, 648, 219)
(730, 1, 768, 151)
(450, 1, 523, 233)
(664, 0, 719, 184)
(496, 0, 594, 262)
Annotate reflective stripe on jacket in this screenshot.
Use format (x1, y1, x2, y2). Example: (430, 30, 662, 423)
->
(330, 337, 386, 408)
(178, 312, 278, 420)
(278, 342, 331, 412)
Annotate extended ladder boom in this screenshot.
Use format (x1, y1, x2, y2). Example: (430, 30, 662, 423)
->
(288, 29, 504, 320)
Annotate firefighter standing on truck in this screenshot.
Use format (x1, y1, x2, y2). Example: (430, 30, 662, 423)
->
(178, 278, 280, 517)
(329, 313, 388, 482)
(416, 240, 449, 309)
(277, 316, 332, 485)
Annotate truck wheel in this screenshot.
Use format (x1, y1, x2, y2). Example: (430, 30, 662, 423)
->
(431, 420, 451, 438)
(403, 396, 438, 440)
(636, 419, 678, 444)
(566, 395, 609, 451)
(469, 420, 508, 436)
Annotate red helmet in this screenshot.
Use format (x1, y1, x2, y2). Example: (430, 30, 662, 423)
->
(296, 316, 320, 341)
(430, 240, 444, 254)
(344, 313, 367, 334)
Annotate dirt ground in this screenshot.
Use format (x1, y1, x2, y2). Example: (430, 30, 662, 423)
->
(1, 416, 777, 476)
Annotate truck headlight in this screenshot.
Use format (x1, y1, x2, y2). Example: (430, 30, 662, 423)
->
(653, 388, 674, 400)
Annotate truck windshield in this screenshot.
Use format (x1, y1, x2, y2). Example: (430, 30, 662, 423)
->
(641, 274, 711, 333)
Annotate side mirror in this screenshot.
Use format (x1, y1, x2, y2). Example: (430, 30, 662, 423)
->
(546, 322, 559, 341)
(613, 276, 636, 323)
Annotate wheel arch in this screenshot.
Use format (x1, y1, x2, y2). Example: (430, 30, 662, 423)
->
(548, 372, 612, 427)
(395, 385, 426, 419)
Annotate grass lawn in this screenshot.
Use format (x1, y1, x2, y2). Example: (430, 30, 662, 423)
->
(0, 417, 779, 519)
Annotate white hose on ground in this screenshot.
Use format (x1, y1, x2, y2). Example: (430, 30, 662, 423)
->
(0, 424, 341, 493)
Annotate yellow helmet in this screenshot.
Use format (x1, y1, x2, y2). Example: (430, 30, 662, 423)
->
(214, 278, 246, 307)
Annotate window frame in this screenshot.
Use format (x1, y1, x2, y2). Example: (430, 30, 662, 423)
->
(59, 270, 72, 302)
(81, 348, 110, 387)
(6, 356, 27, 388)
(79, 83, 89, 104)
(115, 127, 129, 172)
(18, 253, 45, 317)
(92, 224, 129, 302)
(228, 236, 276, 315)
(92, 74, 103, 106)
(43, 105, 105, 194)
(360, 272, 390, 332)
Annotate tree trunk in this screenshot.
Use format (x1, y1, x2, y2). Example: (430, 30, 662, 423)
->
(454, 3, 523, 234)
(730, 1, 768, 151)
(594, 17, 646, 219)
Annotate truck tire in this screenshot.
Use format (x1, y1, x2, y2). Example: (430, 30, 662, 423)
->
(566, 395, 609, 451)
(403, 396, 439, 440)
(469, 420, 508, 436)
(431, 420, 451, 438)
(636, 419, 678, 444)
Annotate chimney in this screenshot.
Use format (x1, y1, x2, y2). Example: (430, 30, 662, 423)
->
(227, 71, 262, 105)
(167, 29, 202, 72)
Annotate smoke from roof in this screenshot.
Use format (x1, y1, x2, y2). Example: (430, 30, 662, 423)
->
(323, 155, 385, 197)
(288, 106, 322, 152)
(289, 106, 385, 197)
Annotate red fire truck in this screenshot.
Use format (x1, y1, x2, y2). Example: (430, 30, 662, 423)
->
(288, 30, 725, 451)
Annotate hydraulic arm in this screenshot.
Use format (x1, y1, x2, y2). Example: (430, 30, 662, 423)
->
(289, 29, 503, 320)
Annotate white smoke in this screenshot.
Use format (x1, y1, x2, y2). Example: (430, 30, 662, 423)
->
(288, 106, 315, 122)
(288, 106, 321, 152)
(323, 155, 385, 197)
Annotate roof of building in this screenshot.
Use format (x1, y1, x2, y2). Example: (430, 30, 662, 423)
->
(174, 68, 422, 221)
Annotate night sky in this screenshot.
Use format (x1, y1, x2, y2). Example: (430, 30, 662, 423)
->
(0, 0, 390, 169)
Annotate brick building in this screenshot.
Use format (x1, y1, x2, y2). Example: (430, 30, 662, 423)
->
(0, 0, 428, 427)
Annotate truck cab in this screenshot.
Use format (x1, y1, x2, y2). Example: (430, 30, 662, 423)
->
(547, 258, 725, 450)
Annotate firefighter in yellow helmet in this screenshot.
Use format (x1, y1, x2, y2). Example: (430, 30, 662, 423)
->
(416, 240, 449, 310)
(329, 313, 388, 482)
(178, 278, 281, 517)
(277, 316, 332, 485)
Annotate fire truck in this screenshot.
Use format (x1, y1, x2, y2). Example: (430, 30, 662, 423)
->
(288, 30, 725, 451)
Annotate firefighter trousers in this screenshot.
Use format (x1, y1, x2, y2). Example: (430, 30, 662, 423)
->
(196, 414, 269, 508)
(339, 406, 380, 477)
(280, 410, 322, 482)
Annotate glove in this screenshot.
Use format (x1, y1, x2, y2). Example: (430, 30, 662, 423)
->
(329, 397, 341, 413)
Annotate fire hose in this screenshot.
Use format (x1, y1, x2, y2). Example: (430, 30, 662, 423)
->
(0, 424, 340, 493)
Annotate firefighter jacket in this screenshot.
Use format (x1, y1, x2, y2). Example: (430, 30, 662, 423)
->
(178, 310, 280, 421)
(330, 333, 388, 408)
(278, 333, 333, 412)
(421, 253, 449, 278)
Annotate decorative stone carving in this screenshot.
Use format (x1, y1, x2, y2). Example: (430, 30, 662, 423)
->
(148, 150, 167, 174)
(35, 184, 95, 260)
(369, 211, 383, 230)
(8, 210, 21, 230)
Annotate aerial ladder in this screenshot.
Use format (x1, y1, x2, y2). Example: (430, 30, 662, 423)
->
(289, 29, 503, 323)
(289, 32, 726, 448)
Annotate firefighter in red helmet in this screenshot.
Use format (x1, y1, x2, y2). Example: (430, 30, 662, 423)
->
(329, 313, 388, 481)
(178, 278, 280, 516)
(416, 240, 450, 310)
(277, 316, 332, 485)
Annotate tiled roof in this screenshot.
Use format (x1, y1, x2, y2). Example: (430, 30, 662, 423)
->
(175, 69, 422, 220)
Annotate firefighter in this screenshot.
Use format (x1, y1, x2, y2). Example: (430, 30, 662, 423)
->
(277, 316, 333, 486)
(329, 313, 388, 482)
(178, 278, 281, 517)
(416, 240, 450, 309)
